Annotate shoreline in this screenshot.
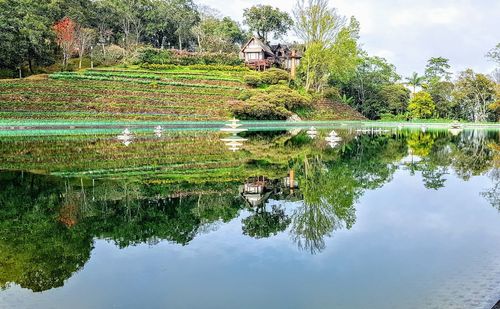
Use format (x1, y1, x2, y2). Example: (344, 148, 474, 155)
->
(0, 120, 499, 136)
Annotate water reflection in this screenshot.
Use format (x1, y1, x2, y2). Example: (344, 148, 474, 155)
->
(220, 118, 248, 151)
(0, 128, 499, 292)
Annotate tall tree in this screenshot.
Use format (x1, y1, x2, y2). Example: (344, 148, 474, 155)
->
(425, 57, 452, 82)
(192, 8, 244, 52)
(341, 54, 400, 119)
(294, 0, 359, 91)
(378, 84, 411, 115)
(243, 5, 293, 42)
(75, 27, 96, 69)
(0, 0, 54, 75)
(408, 92, 436, 119)
(405, 72, 425, 95)
(453, 69, 497, 122)
(53, 17, 77, 70)
(170, 0, 199, 50)
(487, 43, 500, 65)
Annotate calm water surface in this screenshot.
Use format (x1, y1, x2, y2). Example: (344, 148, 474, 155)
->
(0, 126, 499, 309)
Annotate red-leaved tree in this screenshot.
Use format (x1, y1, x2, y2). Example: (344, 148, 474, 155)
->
(53, 17, 76, 70)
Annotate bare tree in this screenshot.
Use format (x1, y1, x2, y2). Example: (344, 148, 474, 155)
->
(76, 27, 96, 69)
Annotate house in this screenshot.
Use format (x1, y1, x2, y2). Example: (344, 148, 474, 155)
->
(240, 37, 302, 76)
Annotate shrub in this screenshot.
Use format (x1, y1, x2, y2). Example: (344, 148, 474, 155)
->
(408, 91, 436, 119)
(244, 74, 262, 87)
(94, 45, 126, 66)
(188, 64, 249, 71)
(0, 69, 15, 79)
(260, 68, 290, 85)
(140, 63, 179, 70)
(244, 69, 290, 87)
(380, 113, 409, 121)
(232, 85, 311, 120)
(232, 99, 292, 120)
(323, 87, 342, 101)
(134, 47, 243, 66)
(263, 85, 312, 111)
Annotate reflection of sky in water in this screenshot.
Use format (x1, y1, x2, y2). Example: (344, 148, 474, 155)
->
(2, 168, 500, 309)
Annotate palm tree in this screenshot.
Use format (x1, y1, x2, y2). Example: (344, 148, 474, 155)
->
(405, 72, 425, 95)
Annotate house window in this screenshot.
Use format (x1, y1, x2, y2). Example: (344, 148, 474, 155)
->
(246, 52, 261, 60)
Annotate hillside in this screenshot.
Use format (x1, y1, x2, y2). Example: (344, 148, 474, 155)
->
(0, 66, 364, 122)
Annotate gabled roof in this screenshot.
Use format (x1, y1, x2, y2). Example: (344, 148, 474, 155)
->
(241, 37, 274, 56)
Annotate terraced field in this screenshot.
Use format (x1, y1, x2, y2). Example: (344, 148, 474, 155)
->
(0, 67, 248, 121)
(0, 66, 367, 122)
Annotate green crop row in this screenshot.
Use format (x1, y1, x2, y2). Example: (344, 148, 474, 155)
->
(0, 90, 227, 105)
(49, 72, 244, 90)
(0, 81, 238, 97)
(84, 70, 243, 83)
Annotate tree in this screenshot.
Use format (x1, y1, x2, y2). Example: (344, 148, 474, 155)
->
(0, 0, 54, 76)
(486, 43, 500, 64)
(53, 17, 77, 70)
(378, 84, 411, 115)
(425, 80, 455, 119)
(405, 72, 425, 95)
(453, 69, 496, 122)
(170, 0, 199, 50)
(294, 0, 359, 92)
(75, 27, 96, 69)
(243, 5, 293, 42)
(425, 57, 452, 82)
(192, 8, 244, 52)
(340, 54, 400, 119)
(408, 91, 436, 119)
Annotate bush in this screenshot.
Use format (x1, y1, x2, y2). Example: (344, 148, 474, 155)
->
(94, 45, 126, 66)
(0, 69, 15, 79)
(140, 63, 179, 70)
(232, 99, 292, 120)
(244, 74, 262, 87)
(134, 47, 243, 66)
(188, 64, 248, 71)
(232, 85, 311, 120)
(263, 85, 312, 111)
(380, 113, 409, 121)
(261, 68, 289, 85)
(243, 68, 290, 87)
(323, 87, 342, 101)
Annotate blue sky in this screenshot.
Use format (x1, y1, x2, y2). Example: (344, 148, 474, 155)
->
(196, 0, 500, 78)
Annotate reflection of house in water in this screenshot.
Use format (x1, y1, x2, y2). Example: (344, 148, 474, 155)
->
(240, 171, 300, 207)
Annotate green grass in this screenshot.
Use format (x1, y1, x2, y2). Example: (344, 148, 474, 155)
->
(0, 66, 251, 121)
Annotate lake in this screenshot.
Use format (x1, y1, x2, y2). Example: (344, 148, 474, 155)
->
(0, 124, 499, 309)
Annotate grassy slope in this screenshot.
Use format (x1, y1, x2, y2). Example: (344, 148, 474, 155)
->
(0, 66, 364, 122)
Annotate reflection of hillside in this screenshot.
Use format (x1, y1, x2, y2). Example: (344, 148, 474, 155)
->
(0, 129, 499, 291)
(0, 173, 93, 292)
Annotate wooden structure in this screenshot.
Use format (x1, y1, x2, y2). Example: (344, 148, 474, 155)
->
(240, 37, 302, 75)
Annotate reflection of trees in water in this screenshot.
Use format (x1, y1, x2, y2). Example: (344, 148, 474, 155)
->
(404, 130, 498, 188)
(291, 156, 359, 255)
(482, 142, 500, 209)
(452, 130, 494, 180)
(0, 175, 243, 292)
(0, 173, 92, 292)
(242, 205, 291, 239)
(1, 129, 499, 291)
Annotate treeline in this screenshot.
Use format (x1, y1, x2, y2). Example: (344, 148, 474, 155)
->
(0, 0, 248, 75)
(290, 0, 500, 122)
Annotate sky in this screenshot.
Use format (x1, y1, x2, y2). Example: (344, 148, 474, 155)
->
(196, 0, 500, 78)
